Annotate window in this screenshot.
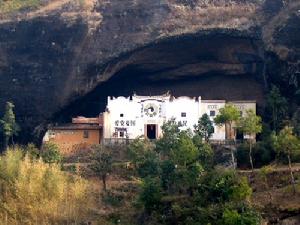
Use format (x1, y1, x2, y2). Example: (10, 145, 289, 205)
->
(120, 113, 124, 117)
(83, 130, 89, 139)
(210, 110, 216, 117)
(181, 112, 187, 117)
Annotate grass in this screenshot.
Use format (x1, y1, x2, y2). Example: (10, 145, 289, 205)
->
(0, 0, 42, 14)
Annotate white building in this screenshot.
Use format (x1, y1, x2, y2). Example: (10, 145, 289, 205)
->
(102, 93, 256, 142)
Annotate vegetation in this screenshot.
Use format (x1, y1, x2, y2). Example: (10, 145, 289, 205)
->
(1, 87, 300, 224)
(0, 102, 20, 150)
(239, 109, 262, 172)
(0, 148, 92, 224)
(127, 120, 261, 225)
(0, 0, 42, 14)
(89, 145, 113, 192)
(272, 126, 300, 194)
(41, 142, 62, 164)
(194, 113, 214, 142)
(214, 104, 241, 168)
(266, 85, 288, 132)
(214, 103, 241, 140)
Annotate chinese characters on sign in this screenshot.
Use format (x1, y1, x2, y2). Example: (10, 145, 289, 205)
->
(178, 120, 188, 127)
(208, 105, 217, 109)
(114, 120, 136, 127)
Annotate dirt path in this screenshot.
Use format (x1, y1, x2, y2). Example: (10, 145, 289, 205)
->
(239, 163, 300, 173)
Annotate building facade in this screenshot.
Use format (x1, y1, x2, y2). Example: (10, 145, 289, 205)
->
(102, 94, 256, 143)
(43, 94, 257, 153)
(43, 117, 103, 156)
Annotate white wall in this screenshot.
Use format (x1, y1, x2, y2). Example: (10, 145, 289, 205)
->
(201, 100, 226, 140)
(102, 95, 256, 141)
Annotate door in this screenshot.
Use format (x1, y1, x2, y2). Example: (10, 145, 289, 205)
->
(146, 124, 157, 140)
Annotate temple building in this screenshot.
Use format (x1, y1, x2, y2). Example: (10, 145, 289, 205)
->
(43, 93, 256, 154)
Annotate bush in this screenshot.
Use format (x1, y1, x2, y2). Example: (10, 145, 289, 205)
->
(236, 141, 275, 169)
(0, 148, 92, 224)
(24, 143, 40, 159)
(139, 177, 162, 213)
(41, 142, 62, 164)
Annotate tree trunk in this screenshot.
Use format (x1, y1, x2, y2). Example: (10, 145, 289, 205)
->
(287, 153, 296, 195)
(11, 136, 15, 150)
(249, 140, 254, 172)
(228, 122, 236, 169)
(102, 174, 107, 192)
(4, 136, 9, 151)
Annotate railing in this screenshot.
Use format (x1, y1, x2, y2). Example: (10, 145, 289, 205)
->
(210, 139, 244, 145)
(103, 138, 246, 146)
(103, 138, 135, 146)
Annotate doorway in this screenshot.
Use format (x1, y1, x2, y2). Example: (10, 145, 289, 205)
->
(146, 124, 157, 140)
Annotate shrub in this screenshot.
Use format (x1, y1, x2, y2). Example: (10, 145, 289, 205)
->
(41, 142, 62, 164)
(0, 148, 92, 224)
(139, 177, 162, 213)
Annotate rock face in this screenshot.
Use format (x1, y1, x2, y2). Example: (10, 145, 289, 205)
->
(0, 0, 299, 142)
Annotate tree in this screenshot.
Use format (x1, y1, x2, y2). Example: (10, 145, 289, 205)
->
(194, 113, 214, 142)
(272, 126, 300, 194)
(170, 132, 199, 167)
(214, 104, 240, 168)
(137, 151, 160, 178)
(193, 134, 214, 169)
(0, 102, 20, 150)
(266, 85, 288, 132)
(214, 104, 240, 140)
(139, 177, 162, 214)
(127, 137, 154, 168)
(156, 118, 181, 156)
(239, 110, 262, 172)
(89, 145, 113, 192)
(41, 142, 62, 164)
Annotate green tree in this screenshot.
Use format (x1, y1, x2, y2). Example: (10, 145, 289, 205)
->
(214, 104, 240, 140)
(41, 142, 62, 164)
(272, 126, 300, 194)
(193, 134, 214, 169)
(214, 104, 240, 168)
(156, 118, 181, 156)
(194, 113, 214, 142)
(127, 137, 154, 168)
(266, 85, 288, 132)
(239, 110, 262, 172)
(89, 145, 113, 192)
(139, 177, 162, 213)
(137, 151, 160, 178)
(171, 132, 199, 167)
(0, 102, 20, 149)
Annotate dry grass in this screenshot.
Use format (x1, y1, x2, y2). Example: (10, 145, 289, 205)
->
(0, 0, 42, 14)
(161, 0, 262, 36)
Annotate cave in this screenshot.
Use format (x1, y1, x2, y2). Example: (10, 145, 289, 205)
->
(54, 32, 266, 124)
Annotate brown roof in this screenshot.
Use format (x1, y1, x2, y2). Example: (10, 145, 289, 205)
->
(72, 116, 101, 124)
(49, 123, 101, 131)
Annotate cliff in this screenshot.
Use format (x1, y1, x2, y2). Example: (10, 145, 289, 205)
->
(0, 0, 299, 142)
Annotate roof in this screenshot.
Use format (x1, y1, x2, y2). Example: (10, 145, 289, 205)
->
(230, 100, 256, 104)
(202, 100, 226, 103)
(49, 123, 102, 131)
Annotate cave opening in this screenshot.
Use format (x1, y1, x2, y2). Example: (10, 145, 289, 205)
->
(53, 33, 266, 124)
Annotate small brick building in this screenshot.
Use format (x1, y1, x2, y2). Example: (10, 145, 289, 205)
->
(43, 116, 103, 156)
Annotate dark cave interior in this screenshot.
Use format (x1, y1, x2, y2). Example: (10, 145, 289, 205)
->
(54, 34, 266, 124)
